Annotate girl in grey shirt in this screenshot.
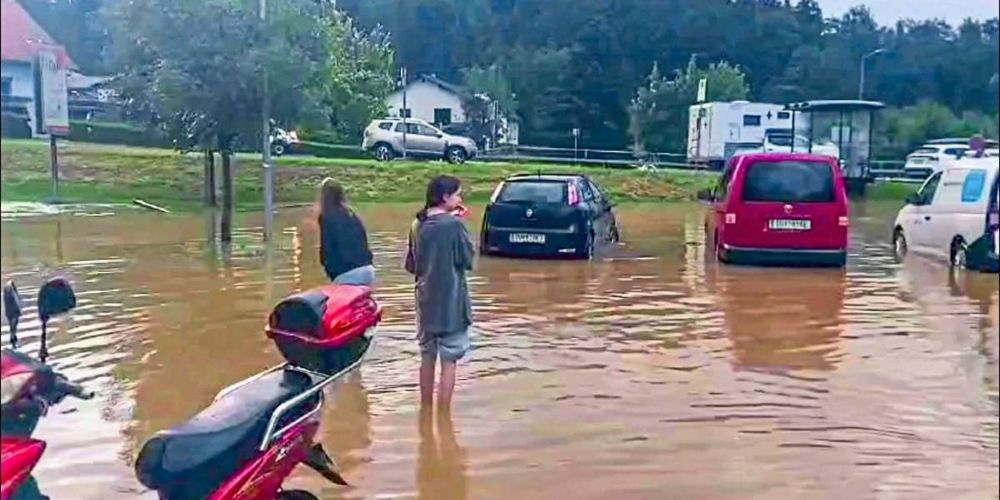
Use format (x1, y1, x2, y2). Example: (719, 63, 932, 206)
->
(405, 175, 475, 409)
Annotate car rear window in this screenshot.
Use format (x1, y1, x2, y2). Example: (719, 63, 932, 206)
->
(498, 181, 567, 204)
(742, 161, 836, 203)
(912, 148, 938, 155)
(378, 122, 393, 130)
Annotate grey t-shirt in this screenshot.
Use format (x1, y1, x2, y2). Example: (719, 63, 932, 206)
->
(405, 213, 475, 334)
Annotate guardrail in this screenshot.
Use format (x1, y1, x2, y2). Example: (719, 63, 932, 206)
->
(484, 148, 927, 181)
(481, 145, 694, 169)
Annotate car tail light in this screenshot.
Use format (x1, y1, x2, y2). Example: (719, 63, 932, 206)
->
(490, 182, 504, 204)
(839, 216, 849, 227)
(725, 213, 736, 225)
(567, 184, 580, 205)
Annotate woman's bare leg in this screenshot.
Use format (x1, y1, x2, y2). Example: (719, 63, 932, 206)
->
(420, 354, 437, 407)
(438, 360, 457, 409)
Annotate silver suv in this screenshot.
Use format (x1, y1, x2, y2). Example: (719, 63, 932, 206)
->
(362, 118, 478, 164)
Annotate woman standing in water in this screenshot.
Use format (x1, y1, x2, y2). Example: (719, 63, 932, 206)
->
(317, 178, 375, 285)
(406, 175, 475, 409)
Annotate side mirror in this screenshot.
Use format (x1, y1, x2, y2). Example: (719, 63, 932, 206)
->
(904, 192, 924, 206)
(36, 278, 75, 363)
(38, 277, 76, 324)
(696, 188, 715, 202)
(4, 281, 23, 346)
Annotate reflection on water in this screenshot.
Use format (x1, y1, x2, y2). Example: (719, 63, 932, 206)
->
(1, 202, 997, 499)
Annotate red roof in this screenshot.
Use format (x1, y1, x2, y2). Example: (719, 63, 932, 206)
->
(1, 0, 74, 68)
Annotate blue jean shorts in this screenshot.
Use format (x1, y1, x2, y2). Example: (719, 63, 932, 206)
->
(419, 328, 471, 362)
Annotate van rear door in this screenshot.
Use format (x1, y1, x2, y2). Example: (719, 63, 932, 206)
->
(729, 158, 846, 250)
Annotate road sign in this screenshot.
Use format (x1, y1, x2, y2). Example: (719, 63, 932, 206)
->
(36, 48, 69, 136)
(696, 78, 707, 103)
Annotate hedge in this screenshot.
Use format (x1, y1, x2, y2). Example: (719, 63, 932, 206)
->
(1, 114, 33, 139)
(68, 121, 171, 148)
(292, 140, 368, 159)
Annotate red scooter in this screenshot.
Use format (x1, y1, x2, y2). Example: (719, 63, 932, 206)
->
(2, 278, 90, 500)
(2, 280, 381, 500)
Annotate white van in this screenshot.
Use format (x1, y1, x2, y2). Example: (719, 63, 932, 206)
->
(893, 156, 999, 272)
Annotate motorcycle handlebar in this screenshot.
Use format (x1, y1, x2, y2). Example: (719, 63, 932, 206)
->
(53, 377, 94, 401)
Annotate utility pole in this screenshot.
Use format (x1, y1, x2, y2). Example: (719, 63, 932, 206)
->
(400, 66, 408, 159)
(260, 0, 274, 242)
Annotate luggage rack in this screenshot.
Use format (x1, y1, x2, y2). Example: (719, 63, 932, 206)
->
(213, 325, 378, 451)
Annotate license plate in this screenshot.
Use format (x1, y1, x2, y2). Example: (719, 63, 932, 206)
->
(509, 233, 546, 244)
(768, 219, 811, 231)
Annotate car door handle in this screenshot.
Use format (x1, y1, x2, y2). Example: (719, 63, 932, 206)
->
(924, 216, 932, 221)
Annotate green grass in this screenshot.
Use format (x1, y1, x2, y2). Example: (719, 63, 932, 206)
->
(2, 139, 918, 211)
(867, 179, 920, 201)
(1, 139, 718, 211)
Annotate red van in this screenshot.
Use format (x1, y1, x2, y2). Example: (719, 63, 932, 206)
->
(699, 153, 849, 267)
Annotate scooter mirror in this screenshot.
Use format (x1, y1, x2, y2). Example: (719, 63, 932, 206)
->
(4, 281, 23, 346)
(37, 278, 76, 324)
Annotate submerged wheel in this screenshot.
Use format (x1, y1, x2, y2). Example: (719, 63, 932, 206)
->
(893, 228, 908, 262)
(950, 238, 968, 271)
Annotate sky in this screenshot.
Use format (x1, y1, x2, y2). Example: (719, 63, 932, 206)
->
(819, 0, 999, 26)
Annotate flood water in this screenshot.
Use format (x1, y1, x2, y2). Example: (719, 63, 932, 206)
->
(1, 202, 997, 499)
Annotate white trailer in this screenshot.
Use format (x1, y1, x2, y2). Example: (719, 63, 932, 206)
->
(687, 101, 792, 168)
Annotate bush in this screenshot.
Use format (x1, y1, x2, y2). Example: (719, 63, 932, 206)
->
(1, 114, 33, 139)
(68, 121, 171, 148)
(298, 130, 351, 145)
(293, 141, 368, 159)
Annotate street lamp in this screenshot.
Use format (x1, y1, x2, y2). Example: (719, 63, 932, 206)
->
(261, 0, 274, 242)
(858, 48, 886, 100)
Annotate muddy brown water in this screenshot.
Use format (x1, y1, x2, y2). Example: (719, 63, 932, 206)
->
(1, 202, 997, 499)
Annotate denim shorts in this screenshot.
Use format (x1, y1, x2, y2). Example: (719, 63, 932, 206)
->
(419, 328, 471, 362)
(333, 265, 375, 286)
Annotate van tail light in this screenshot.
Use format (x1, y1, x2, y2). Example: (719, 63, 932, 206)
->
(839, 216, 849, 227)
(567, 184, 581, 205)
(724, 213, 737, 225)
(989, 211, 999, 229)
(490, 182, 504, 204)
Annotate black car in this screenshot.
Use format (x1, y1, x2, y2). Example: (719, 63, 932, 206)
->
(480, 174, 619, 258)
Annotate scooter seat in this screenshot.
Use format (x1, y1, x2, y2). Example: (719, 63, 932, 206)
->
(135, 368, 316, 498)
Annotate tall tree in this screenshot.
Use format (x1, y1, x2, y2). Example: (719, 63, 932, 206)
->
(629, 58, 749, 153)
(104, 0, 336, 152)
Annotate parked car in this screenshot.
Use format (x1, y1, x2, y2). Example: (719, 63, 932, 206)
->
(698, 152, 849, 267)
(902, 143, 971, 179)
(269, 126, 299, 156)
(893, 156, 999, 273)
(362, 118, 478, 164)
(760, 129, 841, 159)
(480, 174, 619, 258)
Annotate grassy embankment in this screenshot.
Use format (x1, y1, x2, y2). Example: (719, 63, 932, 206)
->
(1, 139, 914, 211)
(1, 139, 718, 211)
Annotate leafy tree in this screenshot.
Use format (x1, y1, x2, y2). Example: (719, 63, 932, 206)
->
(320, 12, 396, 142)
(629, 58, 749, 153)
(20, 0, 110, 74)
(104, 0, 336, 153)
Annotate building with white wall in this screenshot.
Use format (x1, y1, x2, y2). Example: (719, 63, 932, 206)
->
(1, 0, 74, 136)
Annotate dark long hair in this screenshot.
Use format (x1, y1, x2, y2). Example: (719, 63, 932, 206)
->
(417, 175, 462, 221)
(320, 178, 348, 216)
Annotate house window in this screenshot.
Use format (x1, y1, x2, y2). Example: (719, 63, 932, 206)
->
(743, 114, 761, 127)
(1, 77, 11, 96)
(777, 111, 791, 120)
(433, 108, 452, 126)
(399, 108, 412, 118)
